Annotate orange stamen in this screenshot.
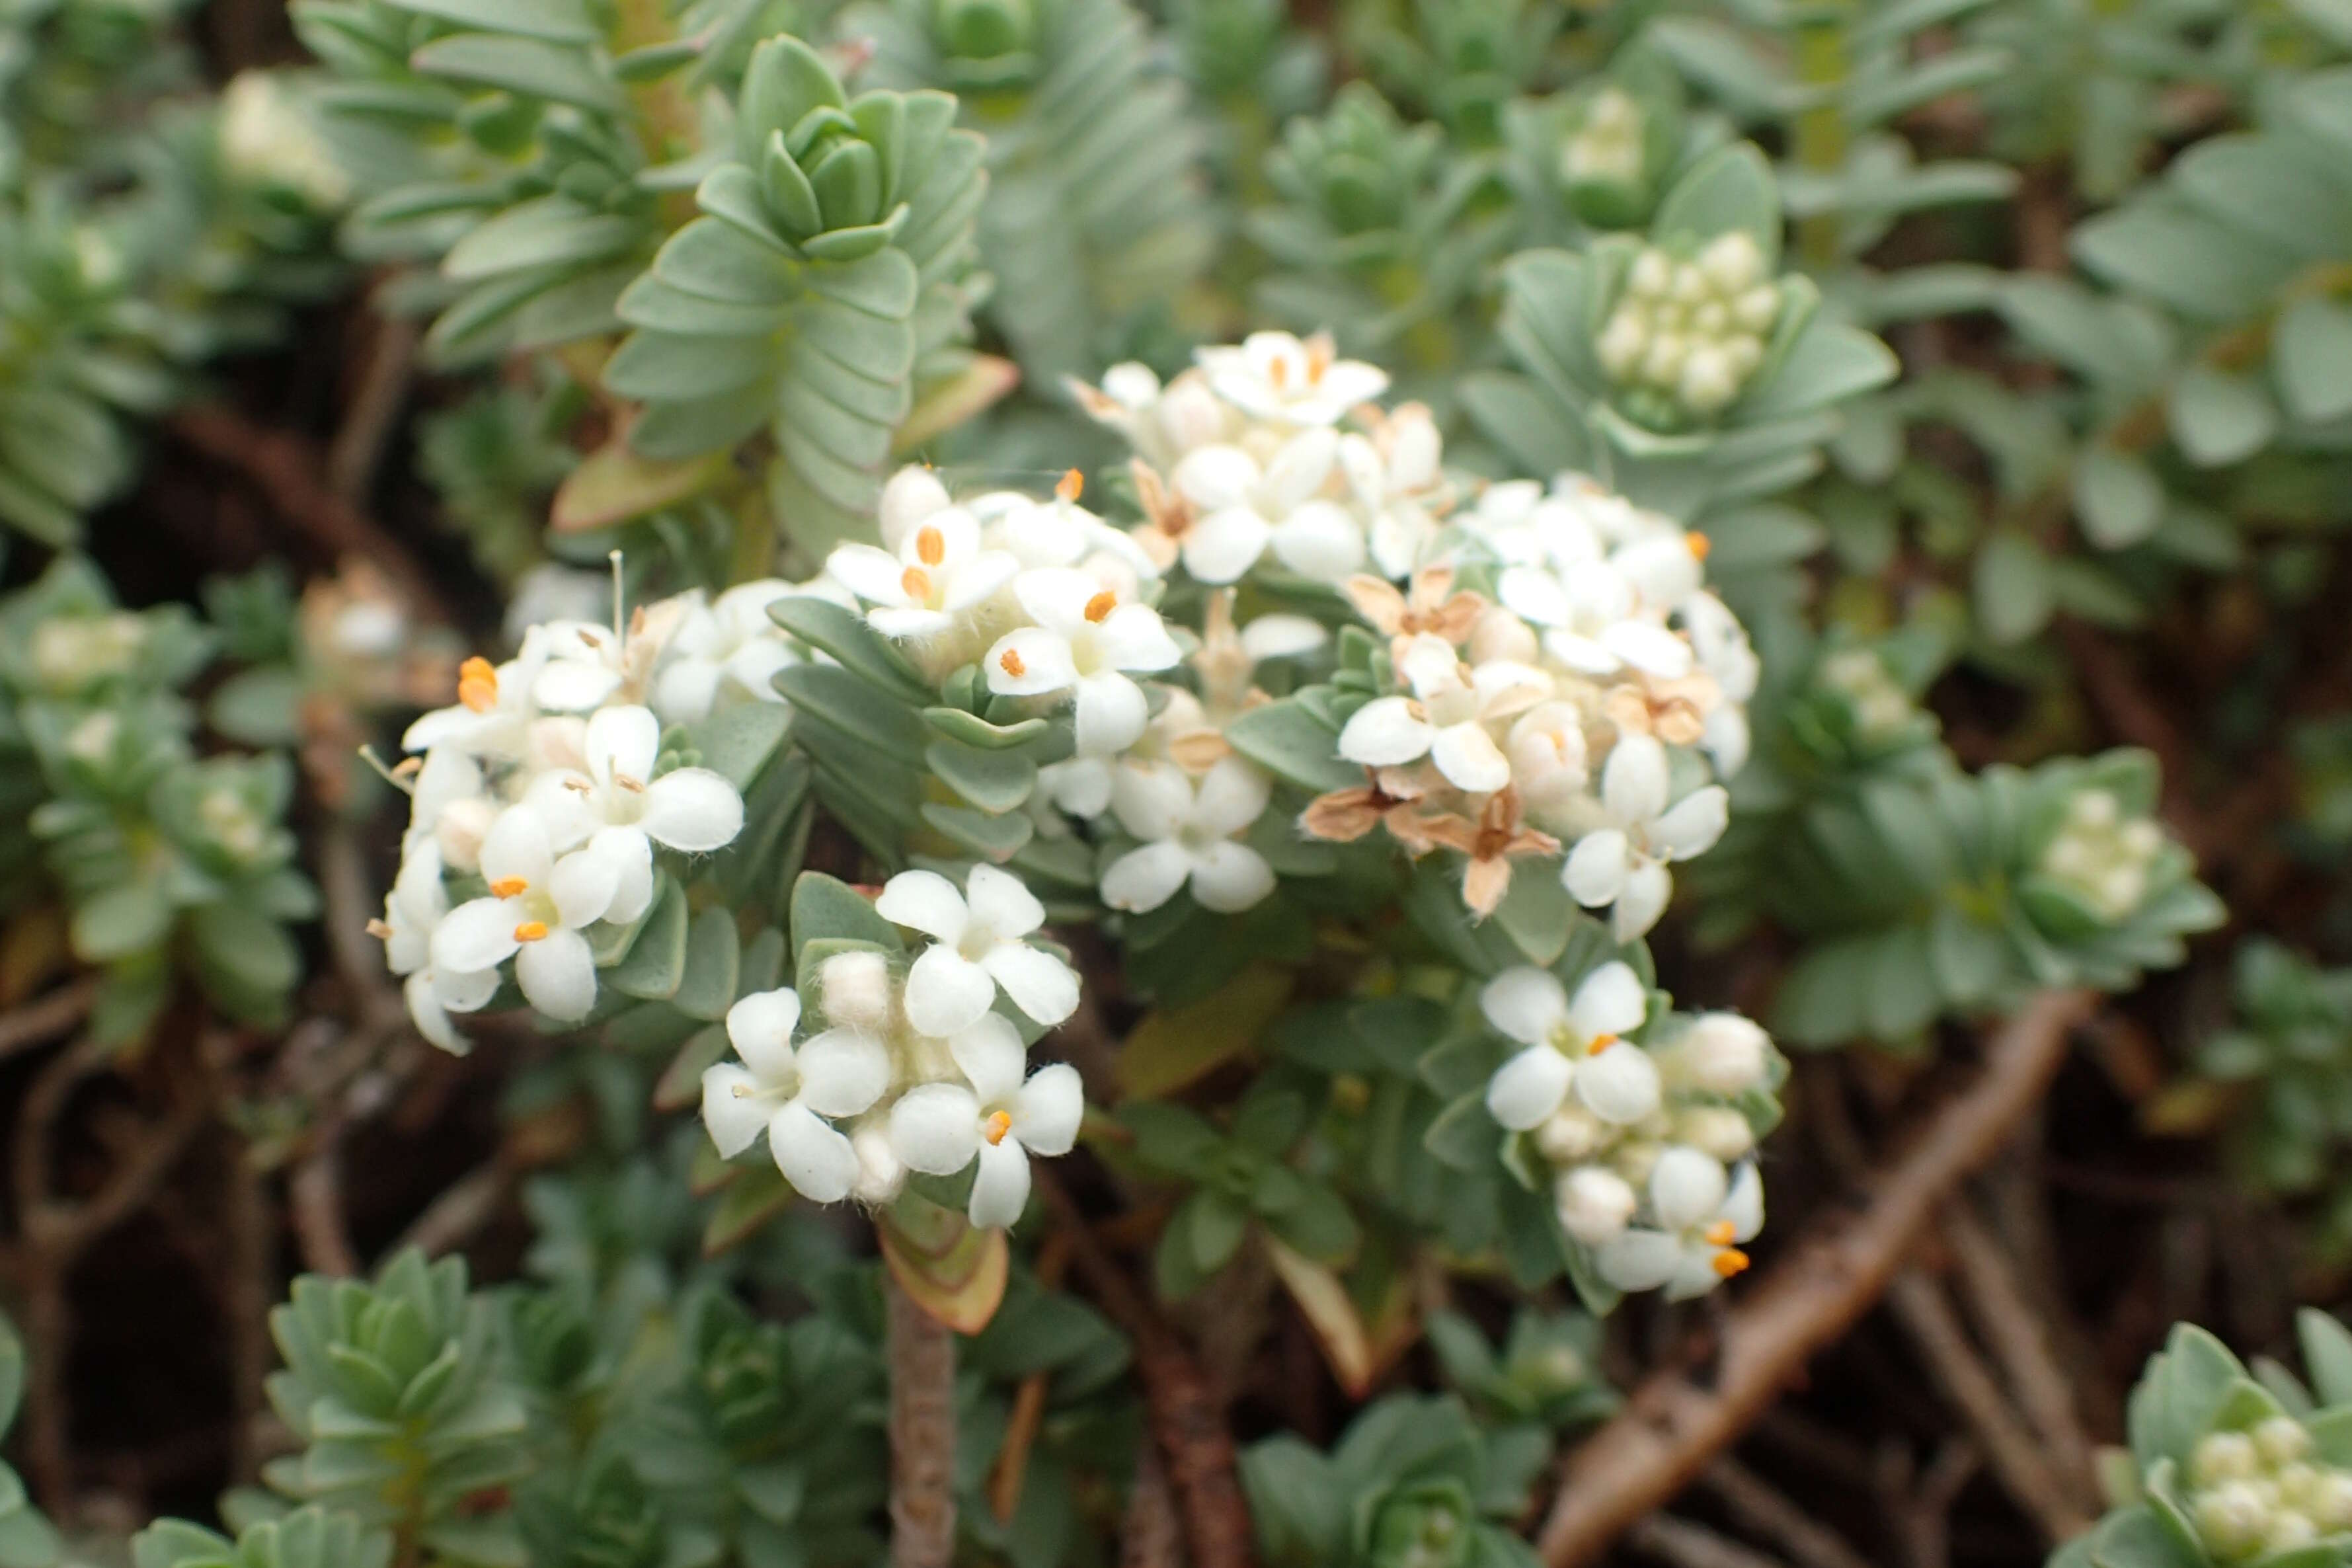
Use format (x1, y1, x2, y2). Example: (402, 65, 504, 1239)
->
(1056, 468, 1083, 502)
(457, 655, 497, 713)
(1711, 1247, 1750, 1278)
(900, 566, 933, 602)
(513, 921, 549, 942)
(915, 525, 946, 567)
(1685, 531, 1713, 561)
(1083, 590, 1117, 623)
(365, 918, 394, 940)
(1588, 1033, 1619, 1054)
(1000, 648, 1026, 678)
(1269, 356, 1288, 389)
(488, 877, 528, 898)
(984, 1109, 1013, 1146)
(1704, 1220, 1737, 1246)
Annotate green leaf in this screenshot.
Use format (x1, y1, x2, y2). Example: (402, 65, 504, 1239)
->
(2298, 1310, 2352, 1408)
(671, 908, 742, 1023)
(72, 883, 172, 962)
(2273, 295, 2352, 424)
(378, 0, 594, 40)
(925, 739, 1036, 814)
(409, 34, 625, 113)
(2168, 365, 2277, 467)
(1975, 531, 2055, 645)
(789, 872, 903, 957)
(2073, 448, 2164, 549)
(609, 878, 689, 1001)
(1224, 697, 1358, 794)
(1651, 143, 1782, 266)
(1117, 965, 1294, 1101)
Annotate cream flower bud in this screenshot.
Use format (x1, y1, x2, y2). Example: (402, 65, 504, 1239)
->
(851, 1118, 906, 1204)
(1596, 308, 1650, 380)
(1641, 333, 1689, 387)
(2256, 1417, 2313, 1466)
(1723, 335, 1764, 378)
(1679, 345, 1740, 414)
(1534, 1102, 1611, 1163)
(1670, 263, 1708, 303)
(1610, 1138, 1664, 1189)
(436, 797, 494, 872)
(1159, 375, 1228, 453)
(2192, 1432, 2260, 1487)
(2307, 1471, 2352, 1530)
(1468, 604, 1541, 665)
(1627, 249, 1673, 299)
(1698, 232, 1764, 294)
(2194, 1483, 2269, 1559)
(1732, 284, 1782, 333)
(1676, 1013, 1770, 1095)
(2267, 1511, 2319, 1552)
(1555, 1165, 1638, 1246)
(880, 465, 953, 552)
(1674, 1107, 1756, 1162)
(820, 950, 896, 1033)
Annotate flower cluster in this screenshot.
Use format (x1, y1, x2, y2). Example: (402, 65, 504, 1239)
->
(2037, 786, 2166, 921)
(2183, 1420, 2352, 1560)
(1594, 233, 1785, 423)
(699, 866, 1082, 1228)
(372, 572, 840, 1045)
(1481, 965, 1779, 1299)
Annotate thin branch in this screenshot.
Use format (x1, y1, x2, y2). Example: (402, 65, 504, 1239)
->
(1701, 1458, 1876, 1568)
(1938, 1201, 2099, 1500)
(0, 979, 98, 1062)
(290, 1144, 361, 1278)
(1534, 990, 2096, 1567)
(1120, 1439, 1185, 1568)
(385, 1162, 508, 1262)
(327, 307, 418, 504)
(1629, 1516, 1791, 1568)
(887, 1273, 959, 1568)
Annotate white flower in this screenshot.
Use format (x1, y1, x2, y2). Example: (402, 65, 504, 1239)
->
(1595, 1150, 1763, 1300)
(1506, 701, 1590, 813)
(403, 635, 555, 761)
(879, 465, 954, 553)
(535, 594, 692, 712)
(1196, 331, 1390, 427)
(1337, 635, 1549, 794)
(828, 506, 1018, 642)
(218, 71, 348, 206)
(375, 842, 498, 1054)
(1482, 962, 1657, 1131)
(651, 580, 817, 723)
(1339, 402, 1447, 578)
(1068, 363, 1232, 470)
(1562, 734, 1729, 940)
(983, 568, 1181, 756)
(523, 704, 744, 861)
(1497, 559, 1691, 679)
(1169, 430, 1364, 584)
(430, 806, 650, 1021)
(699, 988, 890, 1202)
(1555, 1165, 1639, 1247)
(1100, 758, 1275, 914)
(876, 865, 1079, 1035)
(884, 1013, 1083, 1228)
(404, 744, 484, 855)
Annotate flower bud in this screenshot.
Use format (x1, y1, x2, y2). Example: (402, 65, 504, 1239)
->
(1674, 1107, 1756, 1162)
(1596, 307, 1649, 380)
(1627, 249, 1673, 299)
(2267, 1510, 2319, 1553)
(1698, 231, 1764, 294)
(1534, 1101, 1610, 1163)
(1468, 604, 1541, 665)
(2068, 789, 2120, 831)
(1640, 332, 1689, 387)
(2256, 1417, 2313, 1466)
(1158, 373, 1229, 454)
(436, 797, 493, 872)
(1555, 1165, 1638, 1246)
(880, 465, 953, 553)
(1509, 702, 1590, 811)
(1676, 1013, 1770, 1095)
(1732, 284, 1782, 333)
(2306, 1470, 2352, 1530)
(2192, 1431, 2260, 1487)
(2193, 1481, 2269, 1560)
(820, 950, 895, 1033)
(851, 1119, 906, 1205)
(1679, 345, 1740, 414)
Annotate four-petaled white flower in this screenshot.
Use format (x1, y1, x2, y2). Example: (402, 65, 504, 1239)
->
(885, 1013, 1083, 1228)
(1101, 758, 1275, 914)
(1496, 558, 1693, 680)
(375, 842, 498, 1054)
(699, 988, 890, 1202)
(1481, 962, 1659, 1131)
(1337, 634, 1549, 795)
(828, 506, 1019, 641)
(1168, 429, 1364, 584)
(524, 704, 744, 863)
(1595, 1148, 1762, 1300)
(1562, 734, 1730, 940)
(534, 595, 691, 712)
(984, 568, 1181, 756)
(432, 806, 649, 1021)
(1196, 331, 1390, 428)
(402, 634, 554, 761)
(876, 865, 1080, 1036)
(652, 579, 823, 723)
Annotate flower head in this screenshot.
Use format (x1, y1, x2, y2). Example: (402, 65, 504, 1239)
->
(1482, 962, 1658, 1132)
(699, 988, 890, 1202)
(1594, 1150, 1764, 1300)
(1101, 758, 1276, 914)
(876, 865, 1079, 1035)
(983, 568, 1181, 756)
(1196, 331, 1390, 427)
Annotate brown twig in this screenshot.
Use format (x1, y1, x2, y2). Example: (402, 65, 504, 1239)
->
(0, 980, 99, 1062)
(1040, 1170, 1257, 1568)
(1897, 1440, 1982, 1568)
(1938, 1202, 2099, 1498)
(886, 1273, 959, 1568)
(1534, 990, 2096, 1566)
(988, 1228, 1072, 1524)
(1629, 1515, 1791, 1568)
(327, 307, 419, 504)
(1701, 1458, 1876, 1568)
(1121, 1439, 1185, 1568)
(290, 1144, 361, 1277)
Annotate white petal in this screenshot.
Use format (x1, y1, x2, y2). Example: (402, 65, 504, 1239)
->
(604, 835, 656, 925)
(432, 896, 522, 974)
(1171, 445, 1261, 511)
(968, 1136, 1033, 1229)
(1013, 1064, 1083, 1156)
(534, 658, 621, 713)
(1614, 859, 1673, 940)
(587, 703, 661, 788)
(1101, 841, 1194, 914)
(1602, 621, 1695, 679)
(1180, 508, 1273, 584)
(795, 1027, 891, 1117)
(949, 1011, 1029, 1103)
(1650, 1146, 1731, 1232)
(904, 945, 997, 1037)
(986, 627, 1079, 695)
(1111, 763, 1196, 842)
(1263, 428, 1339, 510)
(1602, 734, 1671, 824)
(1486, 1046, 1573, 1131)
(966, 863, 1045, 938)
(1239, 614, 1328, 662)
(941, 550, 1019, 612)
(549, 838, 625, 928)
(432, 964, 500, 1013)
(1596, 1230, 1684, 1292)
(640, 767, 746, 852)
(1651, 787, 1729, 861)
(1195, 758, 1273, 838)
(1010, 567, 1099, 637)
(1722, 1163, 1766, 1243)
(1337, 696, 1434, 767)
(982, 942, 1079, 1027)
(1430, 721, 1511, 794)
(868, 606, 955, 641)
(405, 973, 465, 1054)
(1573, 1043, 1663, 1124)
(1189, 842, 1274, 912)
(1497, 566, 1571, 627)
(652, 659, 724, 724)
(479, 805, 556, 890)
(701, 1064, 772, 1157)
(890, 1082, 983, 1174)
(1568, 962, 1648, 1040)
(1562, 830, 1631, 908)
(1093, 604, 1182, 672)
(1269, 500, 1366, 582)
(1042, 758, 1115, 818)
(767, 1101, 857, 1202)
(725, 988, 803, 1080)
(1480, 968, 1568, 1045)
(515, 928, 598, 1021)
(1664, 1251, 1729, 1302)
(876, 870, 969, 943)
(828, 543, 914, 606)
(1074, 672, 1149, 756)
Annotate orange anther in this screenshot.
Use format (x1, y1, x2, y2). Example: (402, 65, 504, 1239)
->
(984, 1109, 1013, 1146)
(915, 525, 946, 567)
(489, 877, 528, 898)
(1711, 1247, 1750, 1278)
(1056, 467, 1084, 502)
(1685, 531, 1713, 561)
(900, 566, 933, 602)
(1083, 590, 1117, 623)
(513, 921, 549, 942)
(457, 655, 498, 713)
(1588, 1033, 1619, 1054)
(1000, 648, 1026, 678)
(1269, 356, 1288, 389)
(1704, 1219, 1737, 1246)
